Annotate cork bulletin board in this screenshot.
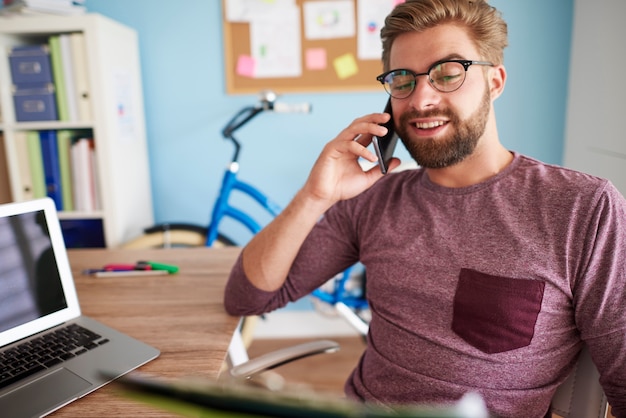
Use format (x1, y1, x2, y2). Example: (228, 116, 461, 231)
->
(222, 0, 400, 94)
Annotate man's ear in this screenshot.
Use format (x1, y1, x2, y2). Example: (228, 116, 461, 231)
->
(489, 64, 506, 100)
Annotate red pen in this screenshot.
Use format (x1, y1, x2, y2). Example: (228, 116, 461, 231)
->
(103, 264, 137, 271)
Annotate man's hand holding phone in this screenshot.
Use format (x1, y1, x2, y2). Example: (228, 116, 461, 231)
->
(300, 111, 397, 211)
(372, 98, 399, 174)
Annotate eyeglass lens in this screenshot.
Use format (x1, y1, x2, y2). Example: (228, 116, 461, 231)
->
(383, 61, 468, 98)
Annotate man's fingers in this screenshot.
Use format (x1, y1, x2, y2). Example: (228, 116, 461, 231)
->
(340, 114, 391, 142)
(348, 139, 378, 162)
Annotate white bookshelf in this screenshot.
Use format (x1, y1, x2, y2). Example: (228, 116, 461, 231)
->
(0, 13, 153, 247)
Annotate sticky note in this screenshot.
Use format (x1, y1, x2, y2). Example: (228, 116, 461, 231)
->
(305, 48, 327, 70)
(236, 55, 256, 78)
(333, 53, 358, 80)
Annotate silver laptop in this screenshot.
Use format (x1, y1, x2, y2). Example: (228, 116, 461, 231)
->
(0, 198, 160, 417)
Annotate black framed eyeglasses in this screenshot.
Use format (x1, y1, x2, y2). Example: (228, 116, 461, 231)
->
(376, 59, 494, 99)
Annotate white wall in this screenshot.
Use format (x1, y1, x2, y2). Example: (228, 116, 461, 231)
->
(564, 0, 626, 194)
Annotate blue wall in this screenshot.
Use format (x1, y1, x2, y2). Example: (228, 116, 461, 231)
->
(86, 0, 573, 246)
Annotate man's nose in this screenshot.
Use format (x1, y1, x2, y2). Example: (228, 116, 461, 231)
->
(407, 75, 440, 110)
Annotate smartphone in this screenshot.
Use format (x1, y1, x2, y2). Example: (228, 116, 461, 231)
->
(372, 98, 399, 174)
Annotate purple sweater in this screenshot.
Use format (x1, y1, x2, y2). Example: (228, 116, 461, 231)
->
(224, 153, 626, 418)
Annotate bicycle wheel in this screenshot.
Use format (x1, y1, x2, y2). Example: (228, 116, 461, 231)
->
(122, 226, 236, 249)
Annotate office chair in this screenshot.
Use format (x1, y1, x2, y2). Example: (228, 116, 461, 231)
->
(229, 339, 341, 380)
(550, 346, 609, 418)
(225, 336, 341, 391)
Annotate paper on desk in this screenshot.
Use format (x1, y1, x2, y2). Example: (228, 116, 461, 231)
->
(108, 372, 489, 418)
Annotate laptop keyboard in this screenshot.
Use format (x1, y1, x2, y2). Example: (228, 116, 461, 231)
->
(0, 323, 109, 390)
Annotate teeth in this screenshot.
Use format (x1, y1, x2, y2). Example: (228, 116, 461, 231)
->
(415, 120, 445, 129)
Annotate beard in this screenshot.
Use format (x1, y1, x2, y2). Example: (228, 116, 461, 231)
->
(395, 84, 491, 169)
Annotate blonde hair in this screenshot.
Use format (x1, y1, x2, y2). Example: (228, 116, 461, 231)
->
(381, 0, 508, 71)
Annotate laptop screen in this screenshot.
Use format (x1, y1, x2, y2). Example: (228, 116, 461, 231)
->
(0, 210, 68, 335)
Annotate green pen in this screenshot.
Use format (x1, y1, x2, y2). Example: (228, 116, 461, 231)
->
(139, 261, 179, 274)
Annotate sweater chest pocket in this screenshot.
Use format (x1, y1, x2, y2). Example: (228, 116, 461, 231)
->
(451, 268, 545, 354)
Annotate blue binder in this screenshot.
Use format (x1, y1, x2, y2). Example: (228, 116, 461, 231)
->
(39, 130, 63, 210)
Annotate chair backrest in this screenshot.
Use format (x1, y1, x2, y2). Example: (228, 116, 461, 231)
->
(551, 346, 609, 418)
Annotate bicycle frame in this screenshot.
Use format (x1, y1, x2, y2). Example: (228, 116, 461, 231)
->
(205, 161, 281, 246)
(125, 93, 368, 330)
(206, 158, 366, 310)
(204, 96, 280, 246)
(211, 94, 367, 315)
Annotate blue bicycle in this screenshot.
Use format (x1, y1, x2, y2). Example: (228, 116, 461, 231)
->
(123, 91, 369, 325)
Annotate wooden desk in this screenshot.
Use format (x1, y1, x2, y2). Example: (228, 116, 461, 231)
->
(50, 246, 242, 417)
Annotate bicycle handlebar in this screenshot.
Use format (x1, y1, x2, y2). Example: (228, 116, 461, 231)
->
(272, 101, 311, 113)
(258, 89, 312, 114)
(221, 90, 311, 163)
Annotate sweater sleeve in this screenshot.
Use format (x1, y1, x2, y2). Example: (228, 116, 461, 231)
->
(574, 182, 626, 416)
(223, 200, 360, 316)
(223, 252, 278, 316)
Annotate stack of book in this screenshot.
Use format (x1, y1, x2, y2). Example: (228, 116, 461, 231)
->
(1, 0, 86, 16)
(9, 31, 96, 212)
(14, 130, 100, 212)
(8, 27, 98, 212)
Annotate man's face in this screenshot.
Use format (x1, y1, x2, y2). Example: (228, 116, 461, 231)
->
(389, 24, 495, 168)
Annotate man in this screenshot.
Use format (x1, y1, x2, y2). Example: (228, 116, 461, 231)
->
(224, 0, 626, 416)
